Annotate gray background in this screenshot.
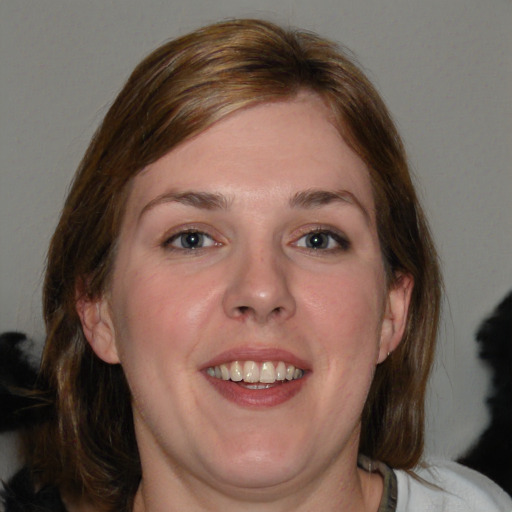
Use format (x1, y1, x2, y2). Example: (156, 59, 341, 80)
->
(1, 0, 511, 479)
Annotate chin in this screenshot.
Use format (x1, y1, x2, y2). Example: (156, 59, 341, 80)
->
(199, 435, 310, 491)
(211, 457, 304, 492)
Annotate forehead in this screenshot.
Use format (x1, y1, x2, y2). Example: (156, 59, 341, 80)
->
(125, 94, 375, 221)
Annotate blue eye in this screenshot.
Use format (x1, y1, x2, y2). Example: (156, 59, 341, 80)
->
(296, 230, 350, 251)
(167, 231, 216, 250)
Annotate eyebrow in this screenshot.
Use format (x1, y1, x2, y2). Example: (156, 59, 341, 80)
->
(290, 189, 370, 223)
(139, 188, 370, 223)
(139, 190, 232, 220)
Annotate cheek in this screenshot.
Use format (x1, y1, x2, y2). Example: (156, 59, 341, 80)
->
(110, 263, 222, 358)
(294, 266, 385, 434)
(301, 264, 385, 336)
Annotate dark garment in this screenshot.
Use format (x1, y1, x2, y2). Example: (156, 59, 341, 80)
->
(1, 467, 67, 512)
(358, 454, 398, 512)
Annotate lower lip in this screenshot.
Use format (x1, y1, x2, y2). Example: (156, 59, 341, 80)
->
(203, 373, 308, 408)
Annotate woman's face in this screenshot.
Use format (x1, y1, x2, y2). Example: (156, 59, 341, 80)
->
(82, 93, 410, 498)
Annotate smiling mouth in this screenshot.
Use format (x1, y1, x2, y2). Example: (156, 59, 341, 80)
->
(206, 360, 305, 387)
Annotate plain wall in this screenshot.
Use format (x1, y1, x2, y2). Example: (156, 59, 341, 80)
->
(1, 0, 511, 479)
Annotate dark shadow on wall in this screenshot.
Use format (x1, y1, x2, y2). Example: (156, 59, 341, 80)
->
(0, 332, 41, 433)
(457, 291, 512, 496)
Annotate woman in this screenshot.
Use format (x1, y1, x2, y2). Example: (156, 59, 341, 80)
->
(2, 18, 510, 512)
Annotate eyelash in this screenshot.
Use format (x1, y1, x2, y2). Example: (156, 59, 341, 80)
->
(162, 228, 219, 252)
(293, 228, 351, 253)
(161, 227, 350, 254)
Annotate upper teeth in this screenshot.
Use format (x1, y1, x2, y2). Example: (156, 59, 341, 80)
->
(206, 361, 304, 384)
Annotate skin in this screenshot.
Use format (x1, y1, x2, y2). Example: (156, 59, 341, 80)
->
(79, 93, 412, 511)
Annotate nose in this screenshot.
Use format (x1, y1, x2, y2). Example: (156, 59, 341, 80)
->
(222, 244, 296, 324)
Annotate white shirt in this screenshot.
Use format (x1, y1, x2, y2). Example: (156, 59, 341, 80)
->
(395, 459, 512, 511)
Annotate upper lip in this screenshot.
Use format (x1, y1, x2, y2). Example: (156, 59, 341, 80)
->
(201, 347, 311, 371)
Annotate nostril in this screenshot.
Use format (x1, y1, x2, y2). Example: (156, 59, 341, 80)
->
(234, 305, 282, 321)
(225, 278, 296, 322)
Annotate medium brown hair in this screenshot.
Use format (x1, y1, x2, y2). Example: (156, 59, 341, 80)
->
(24, 18, 441, 511)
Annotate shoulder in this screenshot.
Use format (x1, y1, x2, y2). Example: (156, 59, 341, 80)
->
(394, 458, 512, 512)
(1, 467, 67, 512)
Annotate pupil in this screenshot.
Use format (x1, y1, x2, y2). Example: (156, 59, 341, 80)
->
(307, 233, 327, 249)
(182, 232, 202, 248)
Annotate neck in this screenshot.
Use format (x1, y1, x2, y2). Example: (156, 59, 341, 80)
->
(132, 449, 383, 512)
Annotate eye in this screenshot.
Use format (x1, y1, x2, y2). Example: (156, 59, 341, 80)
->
(295, 230, 350, 252)
(165, 230, 216, 250)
